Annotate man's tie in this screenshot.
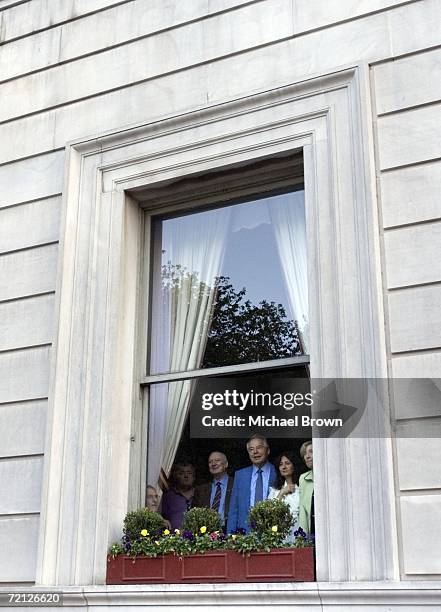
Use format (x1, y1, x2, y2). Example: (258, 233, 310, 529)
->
(211, 481, 222, 512)
(255, 468, 263, 504)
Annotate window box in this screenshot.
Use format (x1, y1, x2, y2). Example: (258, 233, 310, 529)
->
(106, 548, 314, 584)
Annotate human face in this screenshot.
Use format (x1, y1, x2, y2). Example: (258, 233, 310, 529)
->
(278, 456, 295, 479)
(146, 487, 159, 511)
(176, 466, 195, 489)
(208, 452, 228, 478)
(304, 444, 313, 469)
(247, 439, 270, 467)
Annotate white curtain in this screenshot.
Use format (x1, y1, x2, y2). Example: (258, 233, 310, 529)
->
(267, 191, 309, 353)
(148, 208, 231, 487)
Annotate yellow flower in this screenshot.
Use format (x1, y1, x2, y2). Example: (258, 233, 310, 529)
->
(174, 529, 181, 535)
(200, 526, 207, 534)
(271, 525, 278, 533)
(140, 529, 149, 537)
(163, 529, 170, 536)
(231, 534, 237, 540)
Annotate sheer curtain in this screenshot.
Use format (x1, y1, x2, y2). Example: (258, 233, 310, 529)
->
(148, 208, 231, 488)
(267, 191, 309, 353)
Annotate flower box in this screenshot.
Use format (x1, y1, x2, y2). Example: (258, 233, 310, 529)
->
(106, 548, 314, 584)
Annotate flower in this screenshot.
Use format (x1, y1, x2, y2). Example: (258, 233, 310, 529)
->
(163, 529, 170, 536)
(140, 529, 149, 537)
(231, 534, 237, 540)
(182, 530, 195, 541)
(210, 532, 218, 541)
(174, 529, 181, 535)
(294, 527, 306, 538)
(271, 525, 278, 533)
(200, 526, 207, 534)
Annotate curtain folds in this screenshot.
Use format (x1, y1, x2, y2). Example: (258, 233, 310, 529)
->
(147, 190, 309, 490)
(267, 191, 309, 353)
(148, 209, 231, 488)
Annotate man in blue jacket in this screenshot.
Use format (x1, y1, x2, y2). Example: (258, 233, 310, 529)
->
(227, 434, 276, 533)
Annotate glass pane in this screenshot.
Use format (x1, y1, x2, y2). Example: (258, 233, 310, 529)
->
(149, 189, 308, 374)
(146, 367, 311, 488)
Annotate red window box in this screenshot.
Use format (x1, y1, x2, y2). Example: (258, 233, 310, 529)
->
(107, 548, 314, 584)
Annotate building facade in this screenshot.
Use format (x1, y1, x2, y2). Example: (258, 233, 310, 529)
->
(0, 0, 440, 608)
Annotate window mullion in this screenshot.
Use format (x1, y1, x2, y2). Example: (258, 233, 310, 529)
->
(140, 355, 310, 385)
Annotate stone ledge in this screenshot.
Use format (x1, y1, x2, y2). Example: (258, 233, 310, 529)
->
(2, 581, 441, 609)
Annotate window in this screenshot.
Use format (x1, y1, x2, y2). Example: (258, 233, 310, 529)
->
(138, 154, 311, 493)
(41, 68, 394, 586)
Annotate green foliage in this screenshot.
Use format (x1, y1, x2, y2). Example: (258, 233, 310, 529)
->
(227, 531, 293, 555)
(126, 529, 226, 558)
(204, 276, 301, 367)
(109, 517, 313, 559)
(181, 507, 222, 534)
(292, 527, 316, 548)
(248, 498, 294, 540)
(109, 542, 125, 558)
(123, 507, 166, 541)
(160, 269, 300, 369)
(226, 531, 261, 555)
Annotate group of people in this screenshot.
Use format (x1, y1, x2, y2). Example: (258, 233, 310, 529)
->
(146, 435, 314, 541)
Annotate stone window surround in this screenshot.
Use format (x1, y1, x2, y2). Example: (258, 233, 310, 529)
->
(35, 63, 399, 588)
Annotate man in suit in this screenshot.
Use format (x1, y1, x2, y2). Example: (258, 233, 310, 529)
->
(227, 434, 276, 533)
(192, 451, 233, 529)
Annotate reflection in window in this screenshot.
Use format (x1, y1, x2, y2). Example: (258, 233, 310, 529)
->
(147, 190, 308, 489)
(150, 190, 308, 374)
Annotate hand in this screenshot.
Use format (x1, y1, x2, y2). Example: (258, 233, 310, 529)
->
(282, 484, 295, 496)
(278, 484, 295, 498)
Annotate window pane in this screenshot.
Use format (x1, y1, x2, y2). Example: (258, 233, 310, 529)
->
(146, 367, 311, 488)
(149, 189, 308, 375)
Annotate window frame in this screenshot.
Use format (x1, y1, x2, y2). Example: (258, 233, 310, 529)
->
(138, 162, 310, 503)
(141, 152, 306, 374)
(37, 65, 398, 587)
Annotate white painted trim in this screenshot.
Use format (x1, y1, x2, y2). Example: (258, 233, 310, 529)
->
(141, 356, 311, 384)
(2, 581, 441, 609)
(37, 64, 396, 586)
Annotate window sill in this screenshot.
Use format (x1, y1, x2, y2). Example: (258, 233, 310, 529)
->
(3, 581, 440, 609)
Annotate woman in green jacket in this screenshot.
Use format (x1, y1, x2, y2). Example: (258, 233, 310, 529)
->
(298, 441, 314, 534)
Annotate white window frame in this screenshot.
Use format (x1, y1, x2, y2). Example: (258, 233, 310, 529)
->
(36, 64, 399, 587)
(138, 157, 309, 500)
